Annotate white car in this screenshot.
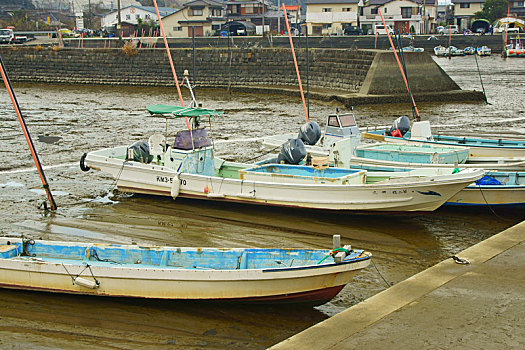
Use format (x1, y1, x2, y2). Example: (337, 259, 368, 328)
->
(441, 25, 459, 35)
(374, 24, 394, 35)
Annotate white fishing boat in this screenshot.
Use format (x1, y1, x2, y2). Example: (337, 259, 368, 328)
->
(364, 119, 525, 160)
(263, 114, 525, 171)
(82, 105, 483, 212)
(0, 236, 371, 304)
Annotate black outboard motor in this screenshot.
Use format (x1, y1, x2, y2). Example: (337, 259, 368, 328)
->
(386, 116, 410, 137)
(298, 121, 321, 145)
(127, 141, 153, 163)
(277, 138, 306, 165)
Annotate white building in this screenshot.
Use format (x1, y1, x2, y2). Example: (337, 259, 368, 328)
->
(100, 5, 178, 30)
(305, 0, 359, 36)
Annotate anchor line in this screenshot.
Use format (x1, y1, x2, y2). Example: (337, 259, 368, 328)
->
(476, 184, 513, 222)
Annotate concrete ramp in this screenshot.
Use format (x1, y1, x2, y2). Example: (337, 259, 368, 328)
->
(360, 51, 460, 95)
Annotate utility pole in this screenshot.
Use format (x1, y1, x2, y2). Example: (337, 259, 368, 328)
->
(117, 0, 122, 43)
(88, 0, 91, 29)
(278, 0, 280, 34)
(423, 0, 426, 34)
(261, 0, 265, 37)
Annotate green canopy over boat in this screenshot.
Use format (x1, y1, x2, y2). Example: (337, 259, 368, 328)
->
(146, 104, 223, 118)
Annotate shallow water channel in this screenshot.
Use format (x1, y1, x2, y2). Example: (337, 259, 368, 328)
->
(0, 55, 524, 348)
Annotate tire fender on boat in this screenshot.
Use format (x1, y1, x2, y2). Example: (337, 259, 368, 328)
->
(80, 153, 90, 172)
(171, 173, 180, 199)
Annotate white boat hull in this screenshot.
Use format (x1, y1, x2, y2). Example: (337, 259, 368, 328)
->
(85, 149, 483, 212)
(0, 238, 370, 302)
(446, 185, 525, 207)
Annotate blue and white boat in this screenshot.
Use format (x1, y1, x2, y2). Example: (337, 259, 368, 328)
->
(0, 236, 371, 304)
(347, 162, 525, 208)
(365, 120, 525, 160)
(464, 46, 476, 55)
(476, 46, 491, 56)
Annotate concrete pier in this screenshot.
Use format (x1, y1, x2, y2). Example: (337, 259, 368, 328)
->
(270, 220, 525, 349)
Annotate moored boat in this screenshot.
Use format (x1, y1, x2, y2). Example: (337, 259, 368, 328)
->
(83, 106, 483, 212)
(347, 162, 525, 208)
(464, 46, 476, 55)
(365, 120, 525, 159)
(476, 46, 491, 56)
(506, 36, 525, 57)
(0, 237, 371, 304)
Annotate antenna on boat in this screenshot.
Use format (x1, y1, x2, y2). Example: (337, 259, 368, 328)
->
(394, 34, 419, 121)
(282, 4, 309, 122)
(0, 54, 57, 211)
(378, 9, 421, 122)
(152, 0, 191, 131)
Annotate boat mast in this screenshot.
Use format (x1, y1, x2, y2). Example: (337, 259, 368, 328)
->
(152, 0, 191, 130)
(0, 54, 57, 210)
(378, 9, 421, 122)
(282, 5, 309, 122)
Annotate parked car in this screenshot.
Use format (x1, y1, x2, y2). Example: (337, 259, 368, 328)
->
(0, 28, 14, 44)
(441, 25, 459, 35)
(374, 24, 394, 35)
(344, 25, 363, 35)
(436, 26, 444, 34)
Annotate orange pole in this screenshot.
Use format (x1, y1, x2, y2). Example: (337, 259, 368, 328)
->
(282, 5, 309, 122)
(378, 9, 420, 120)
(0, 55, 57, 210)
(152, 0, 190, 130)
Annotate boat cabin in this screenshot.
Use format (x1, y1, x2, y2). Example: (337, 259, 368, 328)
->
(322, 112, 361, 148)
(146, 104, 221, 176)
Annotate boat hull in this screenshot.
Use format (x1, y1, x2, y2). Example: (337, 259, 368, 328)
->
(369, 133, 525, 159)
(85, 149, 483, 212)
(0, 239, 370, 304)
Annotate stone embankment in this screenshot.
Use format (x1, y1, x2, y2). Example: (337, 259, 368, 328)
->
(0, 46, 483, 105)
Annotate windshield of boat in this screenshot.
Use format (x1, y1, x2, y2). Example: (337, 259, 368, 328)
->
(0, 29, 11, 35)
(339, 114, 356, 127)
(328, 116, 340, 127)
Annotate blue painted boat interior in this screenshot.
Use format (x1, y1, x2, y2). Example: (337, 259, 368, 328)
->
(0, 241, 369, 271)
(244, 164, 361, 178)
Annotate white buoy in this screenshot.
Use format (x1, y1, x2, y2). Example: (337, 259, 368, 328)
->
(74, 277, 99, 289)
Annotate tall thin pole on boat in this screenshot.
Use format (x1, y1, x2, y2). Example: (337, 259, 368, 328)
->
(192, 25, 196, 101)
(503, 5, 510, 58)
(379, 9, 420, 121)
(227, 28, 232, 95)
(306, 25, 310, 117)
(473, 46, 489, 104)
(152, 0, 191, 130)
(0, 54, 57, 210)
(282, 5, 309, 122)
(394, 34, 418, 121)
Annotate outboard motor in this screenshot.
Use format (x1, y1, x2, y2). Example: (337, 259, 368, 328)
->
(387, 116, 410, 137)
(277, 138, 306, 165)
(298, 121, 321, 145)
(127, 141, 153, 163)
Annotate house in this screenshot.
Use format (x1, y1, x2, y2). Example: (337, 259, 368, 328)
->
(162, 0, 226, 37)
(305, 0, 359, 36)
(225, 0, 285, 34)
(451, 0, 484, 30)
(509, 0, 525, 19)
(360, 0, 437, 35)
(100, 5, 178, 32)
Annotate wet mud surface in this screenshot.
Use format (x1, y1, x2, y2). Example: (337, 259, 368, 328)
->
(0, 56, 524, 349)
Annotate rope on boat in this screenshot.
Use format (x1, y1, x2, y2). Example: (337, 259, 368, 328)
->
(317, 247, 350, 265)
(476, 184, 514, 222)
(62, 262, 100, 289)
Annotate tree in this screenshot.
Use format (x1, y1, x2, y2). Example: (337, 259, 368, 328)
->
(474, 0, 509, 23)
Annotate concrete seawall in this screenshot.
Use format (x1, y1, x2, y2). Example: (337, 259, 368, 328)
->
(0, 47, 482, 105)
